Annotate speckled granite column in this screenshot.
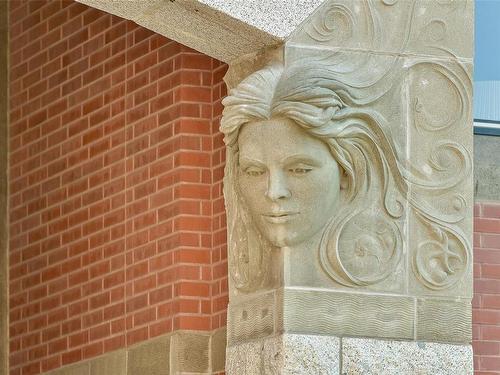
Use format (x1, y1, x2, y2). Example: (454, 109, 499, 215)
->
(222, 1, 474, 373)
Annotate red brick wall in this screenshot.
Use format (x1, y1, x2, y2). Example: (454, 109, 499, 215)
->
(474, 202, 500, 374)
(8, 1, 228, 374)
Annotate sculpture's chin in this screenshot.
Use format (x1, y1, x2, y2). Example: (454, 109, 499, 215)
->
(256, 217, 329, 249)
(261, 230, 296, 249)
(261, 227, 308, 249)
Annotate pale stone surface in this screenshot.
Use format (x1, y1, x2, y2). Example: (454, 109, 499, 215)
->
(226, 334, 340, 375)
(282, 289, 414, 340)
(43, 329, 224, 375)
(289, 0, 474, 60)
(171, 332, 210, 373)
(283, 334, 340, 374)
(89, 349, 126, 375)
(48, 363, 89, 375)
(197, 0, 324, 39)
(416, 298, 472, 343)
(127, 335, 170, 375)
(227, 291, 276, 345)
(211, 328, 227, 373)
(342, 337, 473, 375)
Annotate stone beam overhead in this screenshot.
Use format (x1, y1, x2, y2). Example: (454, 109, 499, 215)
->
(75, 0, 326, 63)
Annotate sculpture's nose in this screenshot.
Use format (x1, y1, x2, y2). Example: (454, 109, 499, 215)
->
(265, 170, 291, 201)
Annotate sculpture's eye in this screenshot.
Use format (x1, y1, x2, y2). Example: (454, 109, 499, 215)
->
(288, 164, 313, 175)
(244, 167, 265, 177)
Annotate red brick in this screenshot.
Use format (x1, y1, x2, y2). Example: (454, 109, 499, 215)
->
(61, 349, 82, 366)
(476, 218, 500, 233)
(69, 331, 88, 348)
(41, 354, 61, 373)
(83, 342, 103, 360)
(483, 203, 500, 219)
(176, 315, 211, 331)
(8, 7, 230, 372)
(483, 233, 500, 249)
(126, 326, 148, 346)
(103, 334, 125, 352)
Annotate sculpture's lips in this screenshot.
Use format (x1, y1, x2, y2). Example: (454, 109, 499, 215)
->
(261, 212, 299, 224)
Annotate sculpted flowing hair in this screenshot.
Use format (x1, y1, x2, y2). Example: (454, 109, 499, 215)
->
(220, 61, 470, 292)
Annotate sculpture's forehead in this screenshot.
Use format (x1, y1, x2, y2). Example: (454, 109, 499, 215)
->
(238, 118, 326, 160)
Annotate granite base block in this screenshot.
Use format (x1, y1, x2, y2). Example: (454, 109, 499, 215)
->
(226, 333, 340, 375)
(227, 335, 472, 375)
(342, 337, 473, 375)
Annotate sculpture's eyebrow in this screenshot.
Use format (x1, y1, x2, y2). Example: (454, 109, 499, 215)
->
(282, 154, 322, 166)
(238, 156, 266, 167)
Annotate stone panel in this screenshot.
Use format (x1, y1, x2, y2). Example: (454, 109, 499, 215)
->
(227, 291, 276, 345)
(289, 0, 473, 60)
(406, 57, 473, 300)
(89, 350, 126, 375)
(211, 328, 227, 373)
(283, 289, 414, 340)
(48, 363, 89, 375)
(127, 335, 170, 375)
(171, 332, 210, 373)
(416, 298, 472, 343)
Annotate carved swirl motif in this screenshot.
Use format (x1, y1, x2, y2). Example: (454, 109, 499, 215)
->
(413, 223, 468, 290)
(404, 141, 472, 194)
(411, 63, 468, 133)
(307, 4, 355, 43)
(322, 211, 402, 287)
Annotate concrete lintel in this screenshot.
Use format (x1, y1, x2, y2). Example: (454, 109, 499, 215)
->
(75, 0, 325, 63)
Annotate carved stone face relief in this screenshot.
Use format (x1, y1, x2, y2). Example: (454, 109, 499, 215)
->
(221, 51, 471, 295)
(237, 118, 341, 248)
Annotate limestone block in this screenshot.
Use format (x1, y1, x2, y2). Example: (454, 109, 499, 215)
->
(282, 289, 414, 340)
(89, 350, 126, 375)
(289, 0, 473, 60)
(48, 363, 89, 375)
(127, 335, 170, 375)
(211, 328, 227, 373)
(227, 291, 276, 345)
(405, 57, 473, 299)
(342, 337, 473, 375)
(171, 332, 210, 373)
(416, 298, 472, 343)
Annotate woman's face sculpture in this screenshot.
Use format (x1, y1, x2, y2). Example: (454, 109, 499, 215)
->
(237, 118, 342, 248)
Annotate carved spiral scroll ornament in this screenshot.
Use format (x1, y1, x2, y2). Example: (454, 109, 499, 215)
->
(413, 222, 469, 290)
(321, 210, 402, 287)
(306, 4, 355, 44)
(411, 63, 469, 134)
